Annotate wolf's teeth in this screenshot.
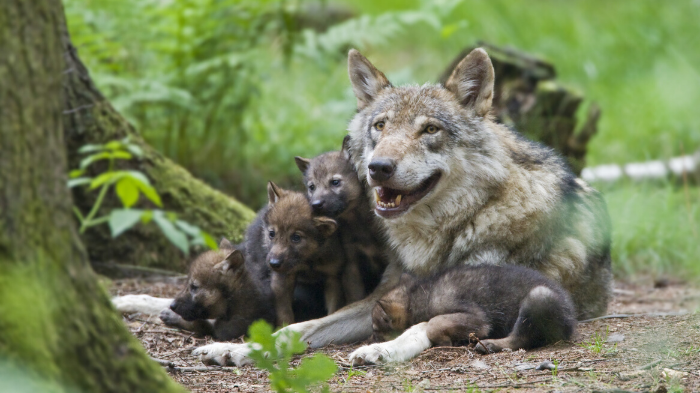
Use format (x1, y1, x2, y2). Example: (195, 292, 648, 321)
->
(395, 195, 402, 205)
(389, 202, 395, 208)
(374, 189, 380, 203)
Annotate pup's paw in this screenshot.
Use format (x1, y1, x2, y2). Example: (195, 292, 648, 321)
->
(192, 343, 253, 367)
(112, 294, 172, 315)
(349, 344, 388, 366)
(159, 308, 182, 326)
(474, 339, 501, 354)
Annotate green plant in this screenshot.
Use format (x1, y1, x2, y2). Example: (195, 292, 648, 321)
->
(68, 138, 217, 254)
(402, 378, 416, 392)
(246, 320, 337, 393)
(340, 368, 367, 387)
(578, 326, 617, 355)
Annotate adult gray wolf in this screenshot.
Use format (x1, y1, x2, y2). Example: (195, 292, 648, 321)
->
(365, 264, 576, 365)
(193, 47, 611, 366)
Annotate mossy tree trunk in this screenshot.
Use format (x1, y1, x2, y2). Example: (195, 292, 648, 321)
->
(60, 14, 254, 274)
(0, 1, 186, 392)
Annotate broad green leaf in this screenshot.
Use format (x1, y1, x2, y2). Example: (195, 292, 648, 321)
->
(291, 354, 337, 382)
(69, 169, 85, 178)
(77, 144, 104, 154)
(79, 152, 111, 169)
(175, 220, 200, 237)
(104, 140, 125, 151)
(201, 232, 218, 250)
(109, 151, 133, 160)
(115, 177, 139, 208)
(109, 209, 144, 237)
(90, 171, 123, 189)
(153, 211, 189, 254)
(135, 182, 162, 207)
(125, 144, 144, 157)
(67, 177, 92, 188)
(140, 210, 153, 224)
(124, 170, 151, 186)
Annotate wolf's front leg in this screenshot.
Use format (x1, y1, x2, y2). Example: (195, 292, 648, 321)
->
(112, 294, 173, 315)
(324, 276, 344, 314)
(271, 271, 296, 326)
(349, 322, 431, 366)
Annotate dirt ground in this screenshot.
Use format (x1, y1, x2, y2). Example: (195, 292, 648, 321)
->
(109, 277, 700, 392)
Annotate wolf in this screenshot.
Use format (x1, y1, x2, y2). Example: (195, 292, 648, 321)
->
(193, 47, 611, 366)
(258, 181, 365, 326)
(158, 238, 276, 341)
(360, 265, 576, 365)
(294, 136, 388, 294)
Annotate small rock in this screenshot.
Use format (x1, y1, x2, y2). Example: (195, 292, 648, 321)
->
(607, 333, 625, 343)
(536, 360, 556, 371)
(514, 362, 537, 371)
(415, 379, 430, 391)
(618, 370, 645, 381)
(471, 360, 490, 370)
(662, 368, 689, 379)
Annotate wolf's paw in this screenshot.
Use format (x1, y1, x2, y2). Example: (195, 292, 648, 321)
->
(192, 343, 253, 367)
(349, 344, 389, 366)
(159, 308, 182, 326)
(474, 339, 501, 355)
(112, 295, 172, 315)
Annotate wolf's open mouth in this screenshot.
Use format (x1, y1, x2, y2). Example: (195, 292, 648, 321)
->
(374, 172, 441, 218)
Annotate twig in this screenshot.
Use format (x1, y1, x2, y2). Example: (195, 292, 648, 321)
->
(580, 311, 688, 323)
(166, 366, 240, 373)
(638, 359, 662, 370)
(151, 357, 174, 367)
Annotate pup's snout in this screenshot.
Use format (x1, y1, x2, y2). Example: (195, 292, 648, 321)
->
(269, 258, 283, 269)
(368, 158, 396, 181)
(311, 200, 325, 213)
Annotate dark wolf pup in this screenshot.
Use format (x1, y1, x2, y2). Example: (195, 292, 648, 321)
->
(252, 182, 363, 326)
(160, 238, 276, 341)
(295, 136, 388, 294)
(193, 47, 611, 366)
(367, 265, 576, 364)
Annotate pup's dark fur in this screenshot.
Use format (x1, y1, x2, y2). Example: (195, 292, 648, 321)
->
(247, 182, 362, 326)
(160, 238, 275, 341)
(295, 136, 388, 293)
(372, 265, 576, 353)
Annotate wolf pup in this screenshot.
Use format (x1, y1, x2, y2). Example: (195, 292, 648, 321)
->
(255, 182, 362, 326)
(159, 238, 275, 341)
(366, 265, 576, 363)
(193, 48, 611, 367)
(295, 136, 388, 294)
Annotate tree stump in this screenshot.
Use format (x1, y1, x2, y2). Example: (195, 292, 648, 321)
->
(439, 42, 600, 175)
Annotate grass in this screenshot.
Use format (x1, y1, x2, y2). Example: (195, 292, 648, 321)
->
(578, 326, 617, 355)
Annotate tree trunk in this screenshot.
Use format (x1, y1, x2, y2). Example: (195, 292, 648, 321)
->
(60, 16, 255, 274)
(439, 42, 601, 175)
(0, 1, 185, 392)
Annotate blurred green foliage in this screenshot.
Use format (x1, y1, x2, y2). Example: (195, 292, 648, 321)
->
(64, 0, 700, 279)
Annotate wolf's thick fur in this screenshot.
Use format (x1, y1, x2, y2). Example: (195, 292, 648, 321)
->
(160, 239, 276, 341)
(364, 265, 576, 364)
(193, 48, 611, 366)
(295, 137, 388, 293)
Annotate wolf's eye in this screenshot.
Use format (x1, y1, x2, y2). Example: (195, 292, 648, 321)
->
(290, 234, 301, 243)
(330, 179, 340, 187)
(374, 121, 385, 131)
(268, 230, 275, 239)
(309, 184, 315, 191)
(190, 283, 198, 291)
(424, 125, 439, 134)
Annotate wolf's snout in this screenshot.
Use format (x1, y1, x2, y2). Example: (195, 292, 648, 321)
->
(311, 200, 325, 212)
(269, 258, 282, 269)
(368, 158, 396, 181)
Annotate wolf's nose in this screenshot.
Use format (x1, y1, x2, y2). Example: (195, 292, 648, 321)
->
(368, 158, 396, 181)
(269, 258, 282, 269)
(311, 200, 324, 212)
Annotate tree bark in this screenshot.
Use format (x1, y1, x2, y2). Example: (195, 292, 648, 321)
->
(60, 14, 255, 274)
(0, 1, 185, 392)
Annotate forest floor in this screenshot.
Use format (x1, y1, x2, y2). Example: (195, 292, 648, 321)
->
(109, 277, 700, 392)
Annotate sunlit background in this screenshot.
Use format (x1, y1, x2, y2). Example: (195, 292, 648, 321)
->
(64, 0, 700, 280)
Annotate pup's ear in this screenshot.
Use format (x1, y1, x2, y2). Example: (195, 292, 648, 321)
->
(294, 157, 311, 174)
(444, 48, 495, 117)
(341, 135, 352, 161)
(218, 237, 233, 250)
(215, 249, 244, 275)
(348, 49, 391, 110)
(267, 181, 284, 205)
(313, 216, 337, 237)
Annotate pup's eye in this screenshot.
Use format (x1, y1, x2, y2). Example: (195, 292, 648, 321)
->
(290, 234, 301, 243)
(424, 125, 439, 134)
(309, 184, 315, 191)
(330, 179, 340, 187)
(268, 230, 275, 239)
(374, 121, 385, 131)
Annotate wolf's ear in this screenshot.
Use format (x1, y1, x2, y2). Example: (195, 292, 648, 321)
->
(341, 135, 352, 161)
(218, 237, 233, 250)
(267, 181, 284, 205)
(348, 49, 391, 110)
(444, 48, 495, 117)
(294, 157, 311, 174)
(313, 216, 337, 237)
(215, 249, 244, 275)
